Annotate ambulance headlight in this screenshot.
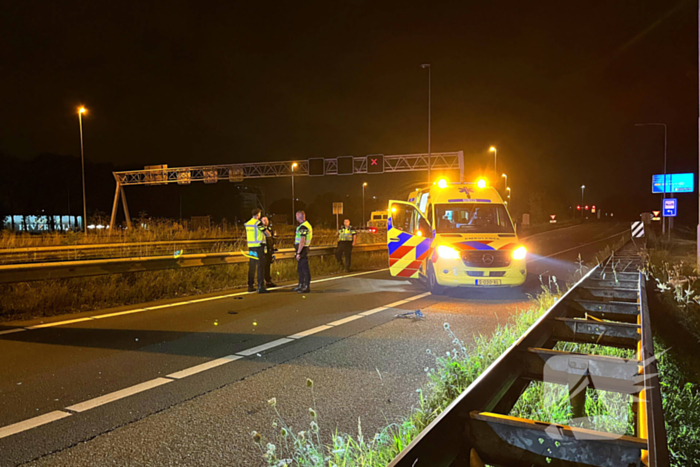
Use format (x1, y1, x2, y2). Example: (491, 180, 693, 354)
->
(437, 245, 460, 259)
(512, 246, 527, 260)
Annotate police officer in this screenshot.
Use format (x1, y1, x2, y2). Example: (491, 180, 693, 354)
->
(261, 216, 276, 287)
(335, 218, 356, 272)
(245, 208, 269, 294)
(293, 210, 313, 293)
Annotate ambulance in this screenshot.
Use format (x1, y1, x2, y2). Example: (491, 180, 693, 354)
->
(387, 178, 527, 294)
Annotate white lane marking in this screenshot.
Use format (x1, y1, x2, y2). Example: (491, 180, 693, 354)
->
(65, 378, 173, 413)
(0, 287, 427, 439)
(327, 315, 364, 326)
(0, 328, 26, 336)
(0, 411, 72, 440)
(288, 325, 333, 339)
(91, 309, 146, 319)
(529, 230, 628, 263)
(25, 317, 95, 329)
(236, 338, 295, 357)
(359, 307, 387, 316)
(2, 269, 391, 335)
(167, 355, 242, 379)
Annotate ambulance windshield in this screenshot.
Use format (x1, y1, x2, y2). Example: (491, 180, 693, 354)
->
(435, 203, 514, 234)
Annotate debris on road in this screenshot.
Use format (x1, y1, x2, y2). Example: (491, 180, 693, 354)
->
(394, 310, 425, 320)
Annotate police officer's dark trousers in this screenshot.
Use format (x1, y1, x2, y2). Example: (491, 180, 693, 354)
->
(296, 246, 311, 286)
(335, 241, 353, 271)
(264, 245, 274, 284)
(247, 246, 266, 288)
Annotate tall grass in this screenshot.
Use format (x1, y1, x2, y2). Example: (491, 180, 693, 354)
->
(0, 251, 388, 322)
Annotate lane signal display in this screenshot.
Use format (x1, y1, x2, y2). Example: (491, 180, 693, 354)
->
(337, 156, 354, 175)
(308, 158, 325, 176)
(367, 154, 384, 174)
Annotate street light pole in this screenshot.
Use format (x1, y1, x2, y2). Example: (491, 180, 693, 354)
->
(291, 163, 297, 223)
(490, 146, 497, 173)
(581, 185, 585, 219)
(635, 123, 668, 235)
(502, 173, 507, 191)
(78, 107, 87, 233)
(421, 64, 431, 183)
(506, 187, 511, 204)
(362, 182, 367, 227)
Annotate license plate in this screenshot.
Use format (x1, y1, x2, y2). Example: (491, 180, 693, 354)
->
(476, 279, 502, 285)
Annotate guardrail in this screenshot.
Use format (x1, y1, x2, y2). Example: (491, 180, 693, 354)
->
(0, 234, 370, 265)
(389, 241, 669, 467)
(0, 243, 387, 284)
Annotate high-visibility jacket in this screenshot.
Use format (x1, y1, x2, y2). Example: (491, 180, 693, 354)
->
(338, 226, 356, 242)
(245, 217, 264, 248)
(295, 221, 313, 246)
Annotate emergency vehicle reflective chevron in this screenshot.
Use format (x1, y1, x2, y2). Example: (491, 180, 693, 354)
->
(387, 229, 433, 278)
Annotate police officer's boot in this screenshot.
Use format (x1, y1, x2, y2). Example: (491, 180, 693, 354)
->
(297, 283, 310, 294)
(291, 282, 302, 292)
(247, 285, 256, 292)
(257, 284, 269, 294)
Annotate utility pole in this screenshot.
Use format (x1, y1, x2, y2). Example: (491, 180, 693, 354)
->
(421, 64, 431, 183)
(78, 107, 88, 233)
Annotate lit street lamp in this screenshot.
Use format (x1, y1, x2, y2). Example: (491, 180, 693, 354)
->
(506, 186, 511, 203)
(362, 182, 368, 227)
(78, 106, 88, 233)
(581, 185, 585, 219)
(502, 173, 507, 191)
(421, 63, 431, 182)
(489, 146, 497, 173)
(291, 162, 298, 222)
(635, 123, 667, 235)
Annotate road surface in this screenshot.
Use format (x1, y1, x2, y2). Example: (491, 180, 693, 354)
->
(0, 222, 627, 466)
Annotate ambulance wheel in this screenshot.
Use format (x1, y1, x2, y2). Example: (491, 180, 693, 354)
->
(428, 263, 446, 295)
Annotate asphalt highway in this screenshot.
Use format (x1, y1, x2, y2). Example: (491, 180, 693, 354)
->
(0, 222, 628, 466)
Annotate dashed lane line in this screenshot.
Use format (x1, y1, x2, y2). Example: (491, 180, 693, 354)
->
(0, 289, 430, 441)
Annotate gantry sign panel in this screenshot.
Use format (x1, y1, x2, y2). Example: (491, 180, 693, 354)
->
(109, 151, 464, 231)
(112, 152, 464, 186)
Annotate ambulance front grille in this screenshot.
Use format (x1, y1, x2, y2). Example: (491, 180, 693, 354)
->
(461, 251, 511, 268)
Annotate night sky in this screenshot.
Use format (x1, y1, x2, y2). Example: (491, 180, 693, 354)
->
(1, 1, 697, 225)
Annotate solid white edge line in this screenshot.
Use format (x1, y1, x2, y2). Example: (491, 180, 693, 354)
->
(26, 317, 95, 329)
(359, 307, 387, 316)
(529, 230, 629, 263)
(236, 338, 295, 357)
(288, 325, 333, 339)
(3, 269, 391, 334)
(65, 378, 173, 413)
(167, 355, 242, 379)
(327, 315, 364, 326)
(0, 411, 72, 440)
(0, 328, 26, 336)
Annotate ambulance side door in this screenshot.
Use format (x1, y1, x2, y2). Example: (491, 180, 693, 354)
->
(387, 200, 433, 278)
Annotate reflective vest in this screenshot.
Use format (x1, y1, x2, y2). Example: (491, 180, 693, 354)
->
(338, 226, 356, 242)
(295, 221, 313, 246)
(245, 217, 263, 248)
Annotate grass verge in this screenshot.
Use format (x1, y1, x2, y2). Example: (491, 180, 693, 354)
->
(0, 251, 387, 322)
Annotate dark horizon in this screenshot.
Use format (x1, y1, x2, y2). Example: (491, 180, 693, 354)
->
(1, 1, 698, 225)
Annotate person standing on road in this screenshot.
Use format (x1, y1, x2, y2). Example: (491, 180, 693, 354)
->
(335, 218, 356, 272)
(261, 216, 276, 288)
(245, 208, 269, 294)
(293, 210, 313, 293)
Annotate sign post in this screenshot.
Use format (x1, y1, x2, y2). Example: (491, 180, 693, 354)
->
(332, 202, 343, 230)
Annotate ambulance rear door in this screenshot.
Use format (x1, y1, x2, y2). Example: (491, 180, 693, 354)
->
(387, 200, 433, 278)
